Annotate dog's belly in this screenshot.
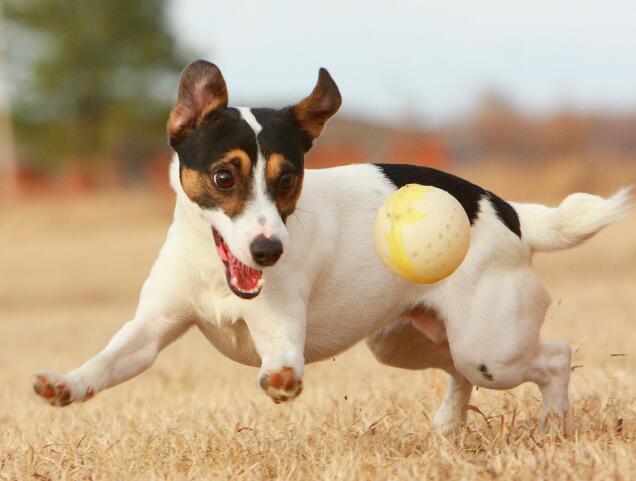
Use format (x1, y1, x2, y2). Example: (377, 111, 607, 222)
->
(196, 313, 398, 367)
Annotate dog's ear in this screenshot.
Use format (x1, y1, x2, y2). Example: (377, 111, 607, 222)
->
(168, 60, 228, 146)
(291, 68, 342, 152)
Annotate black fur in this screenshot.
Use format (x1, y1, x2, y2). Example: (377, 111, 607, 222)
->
(251, 108, 305, 173)
(173, 106, 305, 182)
(375, 163, 521, 237)
(486, 192, 521, 237)
(478, 363, 494, 381)
(172, 107, 258, 172)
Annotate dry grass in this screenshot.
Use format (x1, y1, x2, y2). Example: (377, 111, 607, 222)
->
(1, 162, 636, 480)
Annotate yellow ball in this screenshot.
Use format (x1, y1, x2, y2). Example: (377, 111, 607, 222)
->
(374, 184, 471, 284)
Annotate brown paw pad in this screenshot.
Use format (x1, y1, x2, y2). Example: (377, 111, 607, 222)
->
(259, 367, 303, 402)
(33, 375, 73, 407)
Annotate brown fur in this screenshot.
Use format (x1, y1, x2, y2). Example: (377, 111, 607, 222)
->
(167, 60, 229, 142)
(266, 153, 303, 219)
(265, 153, 287, 181)
(291, 68, 342, 151)
(179, 149, 253, 218)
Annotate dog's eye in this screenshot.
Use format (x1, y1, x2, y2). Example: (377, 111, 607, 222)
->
(213, 169, 234, 190)
(278, 173, 295, 191)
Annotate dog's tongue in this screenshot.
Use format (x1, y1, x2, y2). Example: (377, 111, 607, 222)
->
(228, 253, 262, 292)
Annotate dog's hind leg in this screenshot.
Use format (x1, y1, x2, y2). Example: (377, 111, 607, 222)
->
(444, 265, 572, 432)
(526, 340, 572, 431)
(366, 319, 473, 434)
(432, 372, 473, 433)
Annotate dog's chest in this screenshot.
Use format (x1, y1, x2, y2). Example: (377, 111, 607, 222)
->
(192, 286, 263, 366)
(196, 318, 262, 367)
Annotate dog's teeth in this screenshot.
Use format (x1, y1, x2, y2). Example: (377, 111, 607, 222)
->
(257, 278, 265, 288)
(230, 276, 238, 287)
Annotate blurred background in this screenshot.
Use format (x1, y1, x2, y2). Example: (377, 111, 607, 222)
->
(1, 5, 635, 477)
(1, 0, 636, 195)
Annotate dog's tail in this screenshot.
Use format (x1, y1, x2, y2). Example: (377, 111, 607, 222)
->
(513, 187, 632, 252)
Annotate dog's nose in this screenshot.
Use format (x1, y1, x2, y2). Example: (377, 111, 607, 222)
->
(250, 235, 283, 266)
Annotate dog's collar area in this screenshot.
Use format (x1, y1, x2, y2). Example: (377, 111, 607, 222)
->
(212, 228, 264, 299)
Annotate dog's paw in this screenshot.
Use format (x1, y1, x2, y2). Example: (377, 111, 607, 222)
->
(33, 372, 94, 407)
(432, 415, 465, 435)
(258, 367, 303, 403)
(432, 405, 467, 435)
(541, 409, 572, 436)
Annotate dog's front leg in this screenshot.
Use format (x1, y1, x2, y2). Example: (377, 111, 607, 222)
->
(244, 297, 306, 403)
(33, 273, 192, 406)
(33, 310, 190, 407)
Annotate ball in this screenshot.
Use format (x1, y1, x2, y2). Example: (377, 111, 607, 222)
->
(373, 184, 471, 284)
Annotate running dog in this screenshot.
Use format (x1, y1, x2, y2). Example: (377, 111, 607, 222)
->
(34, 60, 631, 433)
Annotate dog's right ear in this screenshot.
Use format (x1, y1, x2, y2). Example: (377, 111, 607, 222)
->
(168, 60, 228, 146)
(291, 68, 342, 152)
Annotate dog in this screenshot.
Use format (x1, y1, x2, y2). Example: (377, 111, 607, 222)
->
(33, 60, 631, 433)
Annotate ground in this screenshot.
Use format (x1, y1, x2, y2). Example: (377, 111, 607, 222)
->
(1, 161, 635, 480)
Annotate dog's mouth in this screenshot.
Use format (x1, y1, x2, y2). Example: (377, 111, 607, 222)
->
(212, 228, 263, 299)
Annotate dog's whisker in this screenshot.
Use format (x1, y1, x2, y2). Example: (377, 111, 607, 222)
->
(294, 207, 322, 217)
(291, 212, 307, 237)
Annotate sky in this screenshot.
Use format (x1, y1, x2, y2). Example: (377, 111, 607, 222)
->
(169, 0, 636, 126)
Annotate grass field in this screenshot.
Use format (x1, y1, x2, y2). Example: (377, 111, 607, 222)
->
(1, 162, 635, 480)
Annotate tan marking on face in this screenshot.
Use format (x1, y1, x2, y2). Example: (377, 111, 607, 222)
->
(224, 148, 252, 178)
(180, 167, 208, 200)
(266, 153, 303, 219)
(265, 153, 287, 180)
(180, 149, 254, 218)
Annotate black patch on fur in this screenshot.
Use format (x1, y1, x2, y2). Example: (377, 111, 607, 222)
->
(251, 108, 305, 172)
(375, 163, 521, 237)
(478, 364, 494, 381)
(171, 107, 259, 172)
(486, 192, 521, 237)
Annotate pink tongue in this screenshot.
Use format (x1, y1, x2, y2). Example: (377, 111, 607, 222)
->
(229, 254, 262, 291)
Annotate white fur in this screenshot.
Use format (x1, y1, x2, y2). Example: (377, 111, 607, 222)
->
(35, 160, 630, 433)
(512, 187, 632, 252)
(236, 106, 262, 134)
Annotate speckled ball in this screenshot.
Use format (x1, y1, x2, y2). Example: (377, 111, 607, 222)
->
(374, 184, 471, 284)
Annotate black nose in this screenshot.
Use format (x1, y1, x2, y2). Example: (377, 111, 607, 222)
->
(250, 235, 283, 266)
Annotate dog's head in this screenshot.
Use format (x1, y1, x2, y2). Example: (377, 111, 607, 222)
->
(168, 60, 341, 299)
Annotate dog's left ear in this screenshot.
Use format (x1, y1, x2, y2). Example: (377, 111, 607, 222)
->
(168, 60, 228, 146)
(291, 68, 342, 152)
